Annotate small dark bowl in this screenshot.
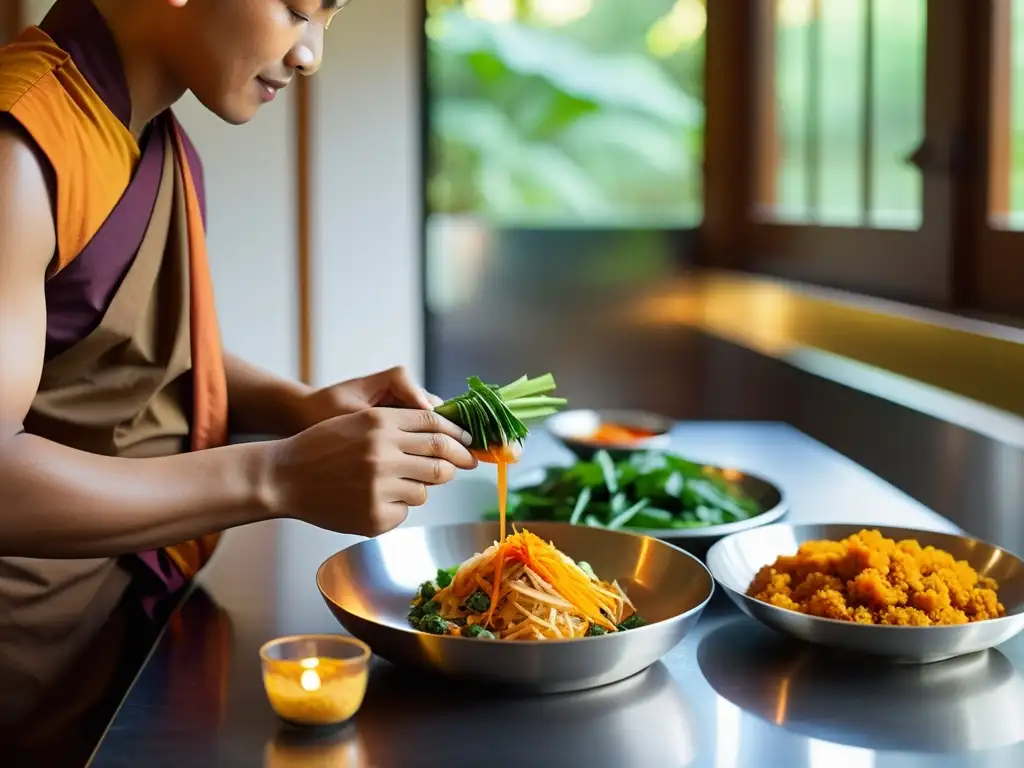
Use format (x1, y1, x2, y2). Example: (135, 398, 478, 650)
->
(545, 409, 673, 461)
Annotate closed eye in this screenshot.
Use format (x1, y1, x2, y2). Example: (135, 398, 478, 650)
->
(289, 7, 311, 23)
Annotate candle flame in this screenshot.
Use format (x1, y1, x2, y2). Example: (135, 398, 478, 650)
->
(299, 657, 320, 669)
(300, 669, 322, 692)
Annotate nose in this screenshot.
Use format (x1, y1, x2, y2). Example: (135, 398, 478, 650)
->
(286, 26, 324, 76)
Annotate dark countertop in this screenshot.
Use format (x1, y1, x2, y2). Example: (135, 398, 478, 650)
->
(89, 423, 1024, 767)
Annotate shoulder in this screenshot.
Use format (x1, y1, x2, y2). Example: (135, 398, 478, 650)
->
(0, 115, 58, 278)
(0, 28, 70, 114)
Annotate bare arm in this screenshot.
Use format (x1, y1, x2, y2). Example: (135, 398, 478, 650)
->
(0, 121, 276, 559)
(224, 352, 313, 438)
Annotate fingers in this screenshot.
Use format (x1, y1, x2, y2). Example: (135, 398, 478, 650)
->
(399, 430, 478, 471)
(389, 480, 429, 507)
(390, 407, 473, 447)
(395, 454, 456, 486)
(425, 392, 444, 408)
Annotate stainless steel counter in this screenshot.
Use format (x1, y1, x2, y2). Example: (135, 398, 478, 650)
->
(89, 423, 1024, 767)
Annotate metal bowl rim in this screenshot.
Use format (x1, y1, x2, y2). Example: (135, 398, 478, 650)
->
(545, 408, 675, 435)
(546, 408, 674, 452)
(707, 521, 1024, 632)
(316, 521, 717, 645)
(506, 462, 788, 539)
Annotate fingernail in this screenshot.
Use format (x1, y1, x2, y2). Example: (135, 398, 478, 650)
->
(460, 431, 473, 446)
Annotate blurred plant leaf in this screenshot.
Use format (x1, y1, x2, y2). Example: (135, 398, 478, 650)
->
(434, 11, 702, 127)
(433, 100, 609, 216)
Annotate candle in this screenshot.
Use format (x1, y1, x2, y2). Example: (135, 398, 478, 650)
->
(263, 656, 368, 726)
(259, 635, 372, 729)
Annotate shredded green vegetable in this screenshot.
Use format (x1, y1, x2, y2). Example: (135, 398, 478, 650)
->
(484, 448, 763, 530)
(435, 374, 566, 451)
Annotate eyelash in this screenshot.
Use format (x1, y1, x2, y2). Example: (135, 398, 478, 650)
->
(289, 7, 310, 23)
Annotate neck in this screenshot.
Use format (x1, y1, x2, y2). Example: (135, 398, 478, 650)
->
(91, 0, 185, 138)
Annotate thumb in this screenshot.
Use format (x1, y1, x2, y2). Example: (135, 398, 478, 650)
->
(381, 366, 434, 410)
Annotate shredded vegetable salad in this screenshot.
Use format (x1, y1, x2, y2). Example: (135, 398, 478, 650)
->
(407, 529, 647, 640)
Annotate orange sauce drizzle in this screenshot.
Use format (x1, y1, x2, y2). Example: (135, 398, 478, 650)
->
(497, 460, 508, 543)
(471, 444, 519, 543)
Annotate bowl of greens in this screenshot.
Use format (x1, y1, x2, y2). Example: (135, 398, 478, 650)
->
(484, 449, 786, 556)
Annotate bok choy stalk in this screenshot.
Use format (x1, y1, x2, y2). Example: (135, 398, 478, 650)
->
(435, 374, 566, 453)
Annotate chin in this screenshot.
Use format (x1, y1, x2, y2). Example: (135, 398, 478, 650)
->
(191, 90, 259, 126)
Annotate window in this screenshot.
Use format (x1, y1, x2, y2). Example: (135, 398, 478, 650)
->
(424, 1, 710, 388)
(703, 0, 1024, 319)
(426, 0, 707, 226)
(425, 0, 1024, 333)
(975, 0, 1024, 317)
(989, 0, 1024, 229)
(760, 0, 926, 229)
(737, 0, 946, 303)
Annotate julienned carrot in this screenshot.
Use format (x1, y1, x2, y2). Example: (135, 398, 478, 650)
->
(419, 528, 642, 639)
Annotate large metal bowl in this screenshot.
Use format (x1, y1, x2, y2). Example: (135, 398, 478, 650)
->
(317, 521, 714, 693)
(707, 523, 1024, 664)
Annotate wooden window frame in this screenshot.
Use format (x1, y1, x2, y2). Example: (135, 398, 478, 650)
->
(969, 0, 1024, 318)
(702, 0, 1024, 320)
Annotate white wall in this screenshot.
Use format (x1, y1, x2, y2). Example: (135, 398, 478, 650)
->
(173, 92, 300, 381)
(311, 0, 422, 386)
(25, 0, 49, 26)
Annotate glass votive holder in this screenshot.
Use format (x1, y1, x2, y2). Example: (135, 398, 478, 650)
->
(259, 634, 371, 728)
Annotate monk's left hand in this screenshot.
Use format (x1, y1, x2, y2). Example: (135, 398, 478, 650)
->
(294, 366, 443, 430)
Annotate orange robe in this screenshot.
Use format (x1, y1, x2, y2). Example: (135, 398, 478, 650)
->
(0, 19, 227, 580)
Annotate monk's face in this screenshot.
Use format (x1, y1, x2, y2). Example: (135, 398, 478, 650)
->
(168, 0, 341, 124)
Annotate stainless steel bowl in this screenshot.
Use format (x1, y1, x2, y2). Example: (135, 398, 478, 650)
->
(317, 521, 714, 693)
(707, 523, 1024, 664)
(508, 464, 787, 559)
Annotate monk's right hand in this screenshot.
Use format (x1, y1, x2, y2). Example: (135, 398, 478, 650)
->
(266, 407, 478, 536)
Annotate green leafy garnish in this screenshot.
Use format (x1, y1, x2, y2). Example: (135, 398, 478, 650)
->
(418, 581, 436, 601)
(436, 566, 457, 589)
(464, 624, 495, 639)
(618, 614, 648, 631)
(419, 614, 449, 635)
(464, 590, 490, 613)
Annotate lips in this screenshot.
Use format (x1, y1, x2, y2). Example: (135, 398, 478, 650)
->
(256, 76, 289, 103)
(258, 76, 290, 91)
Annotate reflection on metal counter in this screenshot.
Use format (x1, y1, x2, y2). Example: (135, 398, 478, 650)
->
(351, 659, 697, 768)
(698, 618, 1024, 754)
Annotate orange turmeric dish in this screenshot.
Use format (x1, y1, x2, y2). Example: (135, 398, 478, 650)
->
(747, 529, 1006, 625)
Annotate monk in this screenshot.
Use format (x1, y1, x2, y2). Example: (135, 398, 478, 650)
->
(0, 0, 477, 759)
